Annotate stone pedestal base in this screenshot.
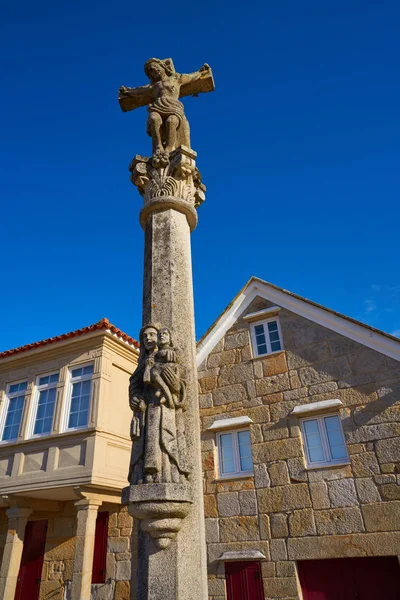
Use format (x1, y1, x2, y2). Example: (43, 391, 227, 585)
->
(123, 483, 192, 549)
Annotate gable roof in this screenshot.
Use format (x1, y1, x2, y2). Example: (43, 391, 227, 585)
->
(196, 277, 400, 366)
(0, 318, 139, 359)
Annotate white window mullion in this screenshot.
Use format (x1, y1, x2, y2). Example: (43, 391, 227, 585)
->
(317, 417, 331, 462)
(232, 430, 240, 472)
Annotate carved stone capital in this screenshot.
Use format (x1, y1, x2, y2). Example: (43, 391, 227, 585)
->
(129, 146, 206, 231)
(123, 483, 192, 549)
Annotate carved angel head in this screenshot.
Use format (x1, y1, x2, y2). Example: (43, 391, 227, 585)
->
(144, 58, 175, 82)
(158, 327, 173, 348)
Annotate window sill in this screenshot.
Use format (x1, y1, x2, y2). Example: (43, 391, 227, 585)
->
(251, 350, 285, 361)
(213, 473, 254, 482)
(305, 461, 350, 471)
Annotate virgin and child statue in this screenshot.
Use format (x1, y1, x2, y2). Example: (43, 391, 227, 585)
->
(128, 323, 190, 485)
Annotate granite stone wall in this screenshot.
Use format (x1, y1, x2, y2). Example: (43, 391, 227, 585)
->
(0, 502, 133, 600)
(199, 296, 400, 600)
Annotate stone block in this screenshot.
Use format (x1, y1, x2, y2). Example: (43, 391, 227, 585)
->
(253, 463, 271, 489)
(328, 335, 361, 357)
(268, 462, 290, 487)
(261, 560, 276, 577)
(345, 423, 400, 444)
(262, 392, 284, 405)
(207, 578, 226, 596)
(263, 576, 298, 598)
(257, 484, 311, 513)
(354, 405, 400, 426)
(108, 513, 118, 528)
(116, 559, 131, 581)
(247, 405, 271, 423)
(379, 484, 400, 500)
(315, 507, 364, 535)
(270, 513, 288, 538)
(381, 463, 396, 473)
(224, 331, 250, 349)
(91, 582, 116, 600)
(261, 353, 288, 376)
(276, 561, 296, 578)
(299, 356, 351, 386)
(212, 383, 248, 406)
(199, 376, 218, 393)
(288, 531, 400, 560)
(347, 443, 365, 455)
(239, 490, 257, 515)
(108, 536, 130, 554)
(286, 342, 331, 370)
(376, 437, 400, 463)
(290, 370, 302, 389)
(259, 513, 270, 539)
(106, 553, 116, 579)
(207, 349, 237, 368)
(216, 492, 240, 517)
(283, 387, 308, 401)
(218, 363, 254, 387)
(355, 478, 381, 503)
(117, 511, 132, 529)
(204, 495, 218, 518)
(270, 539, 288, 561)
(250, 424, 263, 444)
(45, 538, 76, 561)
(338, 384, 377, 407)
(310, 482, 330, 509)
(362, 501, 400, 532)
(309, 381, 338, 395)
(255, 373, 291, 396)
(39, 581, 64, 600)
(350, 348, 386, 375)
(289, 509, 316, 537)
(307, 464, 352, 482)
(219, 516, 259, 542)
(199, 393, 213, 408)
(205, 518, 219, 543)
(287, 457, 307, 482)
(293, 324, 331, 347)
(327, 479, 358, 507)
(374, 474, 396, 484)
(253, 438, 302, 463)
(350, 452, 380, 477)
(115, 581, 130, 600)
(262, 424, 289, 441)
(245, 379, 257, 399)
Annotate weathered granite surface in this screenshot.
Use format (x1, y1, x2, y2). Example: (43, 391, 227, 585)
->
(199, 295, 400, 599)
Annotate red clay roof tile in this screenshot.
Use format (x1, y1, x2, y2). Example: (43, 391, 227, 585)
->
(0, 318, 139, 359)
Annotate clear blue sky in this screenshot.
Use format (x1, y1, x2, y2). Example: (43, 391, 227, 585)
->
(1, 0, 399, 351)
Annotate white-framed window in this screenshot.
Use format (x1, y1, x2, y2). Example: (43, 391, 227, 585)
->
(250, 317, 283, 357)
(0, 381, 28, 442)
(30, 372, 59, 437)
(300, 413, 349, 468)
(64, 364, 94, 430)
(217, 429, 253, 477)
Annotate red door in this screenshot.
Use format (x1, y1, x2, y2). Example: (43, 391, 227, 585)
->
(225, 561, 265, 600)
(92, 511, 108, 584)
(298, 556, 400, 600)
(15, 520, 48, 600)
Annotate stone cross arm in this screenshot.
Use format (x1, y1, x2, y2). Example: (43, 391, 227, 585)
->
(118, 67, 215, 113)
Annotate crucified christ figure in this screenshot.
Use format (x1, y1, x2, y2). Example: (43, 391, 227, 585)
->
(119, 58, 214, 156)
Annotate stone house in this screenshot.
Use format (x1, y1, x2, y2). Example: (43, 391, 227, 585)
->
(0, 318, 139, 600)
(197, 277, 400, 600)
(0, 277, 399, 600)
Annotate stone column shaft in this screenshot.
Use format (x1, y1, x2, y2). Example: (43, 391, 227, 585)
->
(138, 207, 208, 599)
(0, 507, 32, 600)
(71, 498, 102, 600)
